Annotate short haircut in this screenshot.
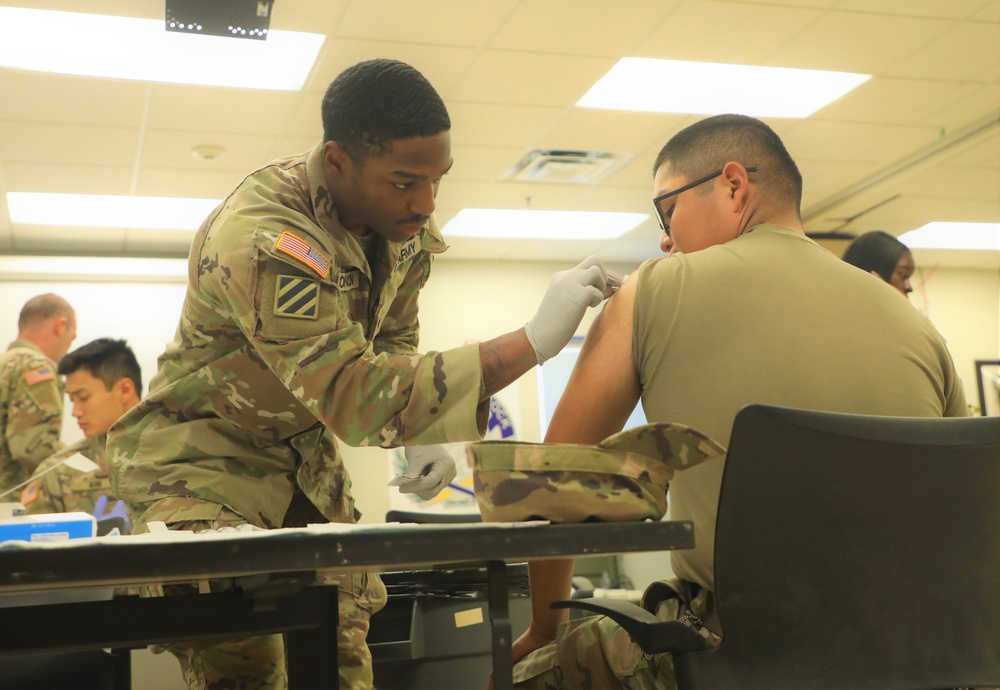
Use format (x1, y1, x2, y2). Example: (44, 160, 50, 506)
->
(842, 231, 912, 283)
(18, 293, 74, 331)
(58, 338, 142, 395)
(653, 114, 803, 214)
(321, 58, 450, 161)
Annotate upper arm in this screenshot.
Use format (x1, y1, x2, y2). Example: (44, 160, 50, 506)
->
(545, 274, 641, 445)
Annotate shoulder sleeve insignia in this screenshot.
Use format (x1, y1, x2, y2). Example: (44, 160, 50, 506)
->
(20, 481, 39, 506)
(275, 275, 320, 320)
(23, 366, 56, 386)
(275, 231, 330, 278)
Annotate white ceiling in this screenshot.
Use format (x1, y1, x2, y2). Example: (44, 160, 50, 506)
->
(0, 0, 998, 269)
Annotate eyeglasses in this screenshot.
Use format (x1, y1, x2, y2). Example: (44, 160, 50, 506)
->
(652, 166, 758, 236)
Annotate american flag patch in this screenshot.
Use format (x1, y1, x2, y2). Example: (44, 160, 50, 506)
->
(20, 481, 38, 506)
(23, 366, 55, 386)
(275, 232, 330, 278)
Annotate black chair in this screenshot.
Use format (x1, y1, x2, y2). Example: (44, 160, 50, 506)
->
(554, 404, 1000, 689)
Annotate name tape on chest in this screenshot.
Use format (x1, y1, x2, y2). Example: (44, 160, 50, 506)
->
(332, 270, 360, 291)
(275, 275, 320, 320)
(23, 365, 55, 386)
(275, 231, 330, 278)
(397, 236, 422, 264)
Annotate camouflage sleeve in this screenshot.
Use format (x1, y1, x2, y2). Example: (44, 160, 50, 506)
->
(6, 362, 64, 476)
(218, 227, 486, 448)
(372, 250, 430, 355)
(22, 450, 70, 515)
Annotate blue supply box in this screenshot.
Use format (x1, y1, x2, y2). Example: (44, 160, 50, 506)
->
(0, 511, 96, 543)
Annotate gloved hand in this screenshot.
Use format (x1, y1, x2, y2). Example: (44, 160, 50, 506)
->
(524, 255, 611, 364)
(398, 445, 458, 500)
(93, 494, 131, 532)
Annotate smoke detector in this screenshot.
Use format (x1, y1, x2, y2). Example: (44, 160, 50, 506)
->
(191, 145, 226, 161)
(502, 149, 632, 185)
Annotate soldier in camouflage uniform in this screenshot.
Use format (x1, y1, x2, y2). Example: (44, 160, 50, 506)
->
(107, 58, 614, 690)
(0, 294, 76, 495)
(23, 338, 141, 519)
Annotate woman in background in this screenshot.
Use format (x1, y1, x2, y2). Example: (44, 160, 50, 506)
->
(842, 230, 915, 298)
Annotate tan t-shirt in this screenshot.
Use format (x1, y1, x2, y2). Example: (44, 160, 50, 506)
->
(633, 224, 967, 626)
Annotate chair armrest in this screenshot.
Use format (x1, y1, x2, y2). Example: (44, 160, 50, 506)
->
(551, 597, 710, 655)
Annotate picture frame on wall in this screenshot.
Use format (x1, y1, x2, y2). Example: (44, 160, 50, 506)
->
(975, 360, 1000, 417)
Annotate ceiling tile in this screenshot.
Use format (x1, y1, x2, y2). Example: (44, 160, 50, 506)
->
(971, 1, 1000, 22)
(884, 21, 1000, 80)
(816, 77, 970, 125)
(536, 109, 679, 155)
(604, 152, 659, 188)
(133, 168, 247, 199)
(450, 51, 615, 107)
(2, 163, 133, 194)
(304, 40, 478, 98)
(0, 121, 138, 166)
(267, 0, 349, 32)
(908, 163, 1000, 201)
(448, 145, 525, 182)
(631, 0, 820, 64)
(140, 130, 276, 173)
(489, 0, 680, 57)
(779, 120, 895, 162)
(473, 179, 591, 210)
(0, 70, 148, 128)
(835, 0, 996, 19)
(767, 11, 952, 73)
(446, 102, 566, 148)
(333, 0, 518, 47)
(918, 84, 1000, 131)
(145, 85, 301, 135)
(284, 92, 325, 138)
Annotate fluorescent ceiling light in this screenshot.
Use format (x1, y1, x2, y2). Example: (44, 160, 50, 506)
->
(0, 256, 188, 281)
(578, 57, 870, 118)
(443, 209, 648, 240)
(899, 222, 1000, 251)
(7, 193, 219, 230)
(0, 7, 324, 90)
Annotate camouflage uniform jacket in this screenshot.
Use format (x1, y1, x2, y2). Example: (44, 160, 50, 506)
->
(0, 339, 64, 493)
(24, 435, 111, 515)
(108, 143, 488, 529)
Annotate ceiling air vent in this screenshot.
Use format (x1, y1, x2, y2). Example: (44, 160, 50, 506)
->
(502, 149, 632, 184)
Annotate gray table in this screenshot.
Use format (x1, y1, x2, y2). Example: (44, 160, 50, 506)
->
(0, 520, 693, 689)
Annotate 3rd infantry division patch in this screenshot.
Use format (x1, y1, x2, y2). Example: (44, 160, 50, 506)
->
(275, 275, 320, 319)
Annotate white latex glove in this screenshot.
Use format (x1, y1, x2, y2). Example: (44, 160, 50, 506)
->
(398, 445, 458, 500)
(524, 255, 611, 365)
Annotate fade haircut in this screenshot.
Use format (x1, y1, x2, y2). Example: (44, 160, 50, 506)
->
(653, 114, 803, 215)
(58, 338, 142, 395)
(321, 58, 450, 162)
(18, 293, 74, 331)
(842, 231, 911, 283)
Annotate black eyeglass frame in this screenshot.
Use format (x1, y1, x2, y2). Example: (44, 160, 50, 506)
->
(652, 165, 759, 236)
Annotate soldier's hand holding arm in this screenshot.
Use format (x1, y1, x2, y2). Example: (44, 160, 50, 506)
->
(397, 445, 458, 500)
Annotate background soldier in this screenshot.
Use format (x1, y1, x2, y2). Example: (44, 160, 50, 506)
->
(0, 293, 76, 493)
(24, 338, 141, 521)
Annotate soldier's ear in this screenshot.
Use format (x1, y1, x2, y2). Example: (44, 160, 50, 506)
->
(323, 140, 353, 178)
(114, 377, 136, 402)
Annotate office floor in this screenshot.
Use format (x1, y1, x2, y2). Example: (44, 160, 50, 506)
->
(132, 647, 186, 690)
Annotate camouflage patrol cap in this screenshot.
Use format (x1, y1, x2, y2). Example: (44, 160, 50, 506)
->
(467, 423, 726, 523)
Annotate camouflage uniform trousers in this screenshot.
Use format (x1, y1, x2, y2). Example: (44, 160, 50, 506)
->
(512, 581, 719, 690)
(134, 503, 387, 690)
